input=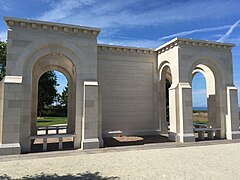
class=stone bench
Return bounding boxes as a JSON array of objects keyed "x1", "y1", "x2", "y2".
[
  {"x1": 193, "y1": 122, "x2": 208, "y2": 128},
  {"x1": 108, "y1": 130, "x2": 123, "y2": 137},
  {"x1": 29, "y1": 134, "x2": 75, "y2": 151},
  {"x1": 37, "y1": 125, "x2": 67, "y2": 135},
  {"x1": 193, "y1": 128, "x2": 221, "y2": 140}
]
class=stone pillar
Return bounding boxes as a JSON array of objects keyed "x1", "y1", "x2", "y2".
[
  {"x1": 177, "y1": 83, "x2": 195, "y2": 142},
  {"x1": 73, "y1": 79, "x2": 82, "y2": 149},
  {"x1": 67, "y1": 82, "x2": 75, "y2": 134},
  {"x1": 169, "y1": 83, "x2": 195, "y2": 142},
  {"x1": 160, "y1": 79, "x2": 168, "y2": 134},
  {"x1": 0, "y1": 79, "x2": 4, "y2": 144},
  {"x1": 81, "y1": 81, "x2": 102, "y2": 149},
  {"x1": 0, "y1": 76, "x2": 21, "y2": 155},
  {"x1": 225, "y1": 86, "x2": 240, "y2": 139},
  {"x1": 98, "y1": 86, "x2": 104, "y2": 147},
  {"x1": 168, "y1": 84, "x2": 178, "y2": 141},
  {"x1": 207, "y1": 94, "x2": 216, "y2": 128}
]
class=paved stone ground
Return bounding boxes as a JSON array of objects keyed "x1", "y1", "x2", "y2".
[{"x1": 1, "y1": 140, "x2": 240, "y2": 179}]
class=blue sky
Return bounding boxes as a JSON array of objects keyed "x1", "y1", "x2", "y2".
[{"x1": 0, "y1": 0, "x2": 240, "y2": 107}]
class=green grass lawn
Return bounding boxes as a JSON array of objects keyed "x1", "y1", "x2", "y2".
[{"x1": 37, "y1": 117, "x2": 67, "y2": 127}]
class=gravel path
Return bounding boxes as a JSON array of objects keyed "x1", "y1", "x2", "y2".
[{"x1": 1, "y1": 142, "x2": 240, "y2": 179}]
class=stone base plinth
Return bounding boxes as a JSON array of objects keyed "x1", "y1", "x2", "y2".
[
  {"x1": 176, "y1": 133, "x2": 195, "y2": 143},
  {"x1": 168, "y1": 132, "x2": 177, "y2": 142},
  {"x1": 0, "y1": 143, "x2": 21, "y2": 156},
  {"x1": 81, "y1": 138, "x2": 100, "y2": 149},
  {"x1": 226, "y1": 131, "x2": 240, "y2": 140}
]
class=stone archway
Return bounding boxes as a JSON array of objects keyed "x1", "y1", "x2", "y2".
[
  {"x1": 159, "y1": 62, "x2": 173, "y2": 134},
  {"x1": 157, "y1": 38, "x2": 240, "y2": 142},
  {"x1": 191, "y1": 64, "x2": 217, "y2": 134},
  {"x1": 31, "y1": 54, "x2": 76, "y2": 136},
  {"x1": 188, "y1": 59, "x2": 227, "y2": 139},
  {"x1": 21, "y1": 47, "x2": 81, "y2": 152},
  {"x1": 0, "y1": 16, "x2": 103, "y2": 153}
]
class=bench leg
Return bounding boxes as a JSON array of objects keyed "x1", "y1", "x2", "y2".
[
  {"x1": 43, "y1": 138, "x2": 47, "y2": 151},
  {"x1": 208, "y1": 131, "x2": 214, "y2": 140},
  {"x1": 59, "y1": 137, "x2": 63, "y2": 150},
  {"x1": 198, "y1": 132, "x2": 205, "y2": 140}
]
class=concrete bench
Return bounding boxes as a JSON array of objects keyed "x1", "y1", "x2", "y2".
[
  {"x1": 108, "y1": 130, "x2": 123, "y2": 137},
  {"x1": 37, "y1": 125, "x2": 67, "y2": 135},
  {"x1": 193, "y1": 128, "x2": 221, "y2": 140},
  {"x1": 29, "y1": 134, "x2": 75, "y2": 151}
]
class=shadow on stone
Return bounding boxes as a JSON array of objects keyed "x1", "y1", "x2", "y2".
[
  {"x1": 31, "y1": 142, "x2": 74, "y2": 153},
  {"x1": 0, "y1": 171, "x2": 120, "y2": 180},
  {"x1": 104, "y1": 135, "x2": 172, "y2": 147}
]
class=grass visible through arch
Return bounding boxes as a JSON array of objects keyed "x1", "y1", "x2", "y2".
[
  {"x1": 37, "y1": 117, "x2": 67, "y2": 126},
  {"x1": 192, "y1": 110, "x2": 240, "y2": 125},
  {"x1": 193, "y1": 110, "x2": 208, "y2": 124}
]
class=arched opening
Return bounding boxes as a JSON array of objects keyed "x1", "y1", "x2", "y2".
[
  {"x1": 191, "y1": 64, "x2": 219, "y2": 141},
  {"x1": 37, "y1": 70, "x2": 68, "y2": 133},
  {"x1": 30, "y1": 54, "x2": 76, "y2": 152},
  {"x1": 192, "y1": 72, "x2": 208, "y2": 125},
  {"x1": 159, "y1": 63, "x2": 172, "y2": 137}
]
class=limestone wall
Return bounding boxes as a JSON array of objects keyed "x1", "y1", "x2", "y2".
[
  {"x1": 97, "y1": 46, "x2": 158, "y2": 136},
  {"x1": 0, "y1": 79, "x2": 4, "y2": 144},
  {"x1": 3, "y1": 17, "x2": 101, "y2": 152}
]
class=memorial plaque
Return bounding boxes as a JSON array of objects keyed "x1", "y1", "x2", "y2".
[{"x1": 99, "y1": 60, "x2": 154, "y2": 132}]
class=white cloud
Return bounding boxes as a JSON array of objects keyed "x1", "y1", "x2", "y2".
[
  {"x1": 0, "y1": 4, "x2": 10, "y2": 12},
  {"x1": 217, "y1": 19, "x2": 240, "y2": 42},
  {"x1": 192, "y1": 89, "x2": 206, "y2": 96},
  {"x1": 36, "y1": 0, "x2": 240, "y2": 28},
  {"x1": 38, "y1": 0, "x2": 95, "y2": 22},
  {"x1": 159, "y1": 25, "x2": 231, "y2": 41},
  {"x1": 34, "y1": 0, "x2": 240, "y2": 50}
]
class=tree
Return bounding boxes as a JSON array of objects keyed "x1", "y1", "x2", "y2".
[
  {"x1": 59, "y1": 86, "x2": 68, "y2": 107},
  {"x1": 38, "y1": 71, "x2": 58, "y2": 112},
  {"x1": 0, "y1": 41, "x2": 7, "y2": 81}
]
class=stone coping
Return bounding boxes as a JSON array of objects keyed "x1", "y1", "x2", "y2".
[
  {"x1": 98, "y1": 44, "x2": 155, "y2": 55},
  {"x1": 4, "y1": 16, "x2": 101, "y2": 36},
  {"x1": 3, "y1": 17, "x2": 235, "y2": 53},
  {"x1": 156, "y1": 37, "x2": 235, "y2": 54}
]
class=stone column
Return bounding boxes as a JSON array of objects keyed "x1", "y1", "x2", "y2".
[
  {"x1": 0, "y1": 76, "x2": 22, "y2": 155},
  {"x1": 160, "y1": 79, "x2": 168, "y2": 134},
  {"x1": 0, "y1": 79, "x2": 4, "y2": 144},
  {"x1": 73, "y1": 79, "x2": 82, "y2": 149},
  {"x1": 168, "y1": 84, "x2": 178, "y2": 141},
  {"x1": 169, "y1": 83, "x2": 195, "y2": 142},
  {"x1": 207, "y1": 94, "x2": 216, "y2": 128},
  {"x1": 225, "y1": 86, "x2": 240, "y2": 139},
  {"x1": 67, "y1": 82, "x2": 75, "y2": 134},
  {"x1": 81, "y1": 81, "x2": 102, "y2": 149},
  {"x1": 176, "y1": 83, "x2": 195, "y2": 142}
]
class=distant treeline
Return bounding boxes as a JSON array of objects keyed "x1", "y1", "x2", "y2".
[
  {"x1": 38, "y1": 106, "x2": 67, "y2": 117},
  {"x1": 193, "y1": 110, "x2": 207, "y2": 113}
]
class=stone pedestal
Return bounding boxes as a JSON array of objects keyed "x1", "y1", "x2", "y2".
[
  {"x1": 81, "y1": 81, "x2": 102, "y2": 149},
  {"x1": 226, "y1": 87, "x2": 240, "y2": 139}
]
